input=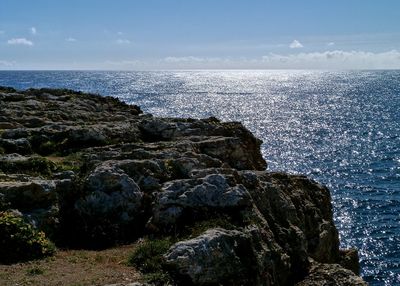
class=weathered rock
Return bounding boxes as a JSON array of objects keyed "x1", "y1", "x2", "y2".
[
  {"x1": 151, "y1": 174, "x2": 252, "y2": 229},
  {"x1": 64, "y1": 127, "x2": 108, "y2": 148},
  {"x1": 164, "y1": 228, "x2": 256, "y2": 285},
  {"x1": 24, "y1": 205, "x2": 60, "y2": 239},
  {"x1": 165, "y1": 226, "x2": 294, "y2": 286},
  {"x1": 339, "y1": 248, "x2": 361, "y2": 275},
  {"x1": 68, "y1": 161, "x2": 144, "y2": 247},
  {"x1": 246, "y1": 172, "x2": 340, "y2": 270},
  {"x1": 1, "y1": 128, "x2": 30, "y2": 139},
  {"x1": 0, "y1": 180, "x2": 57, "y2": 211},
  {"x1": 139, "y1": 118, "x2": 183, "y2": 141},
  {"x1": 295, "y1": 262, "x2": 368, "y2": 286},
  {"x1": 0, "y1": 138, "x2": 32, "y2": 154},
  {"x1": 0, "y1": 87, "x2": 365, "y2": 285}
]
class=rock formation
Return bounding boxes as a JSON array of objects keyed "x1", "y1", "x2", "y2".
[{"x1": 0, "y1": 87, "x2": 366, "y2": 285}]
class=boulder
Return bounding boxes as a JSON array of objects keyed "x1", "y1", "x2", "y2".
[
  {"x1": 246, "y1": 172, "x2": 340, "y2": 268},
  {"x1": 70, "y1": 161, "x2": 144, "y2": 247},
  {"x1": 295, "y1": 262, "x2": 368, "y2": 286},
  {"x1": 0, "y1": 138, "x2": 32, "y2": 154},
  {"x1": 164, "y1": 228, "x2": 258, "y2": 285},
  {"x1": 0, "y1": 180, "x2": 57, "y2": 211},
  {"x1": 151, "y1": 174, "x2": 251, "y2": 228}
]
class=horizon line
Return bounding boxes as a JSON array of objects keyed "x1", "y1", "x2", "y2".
[{"x1": 1, "y1": 68, "x2": 400, "y2": 72}]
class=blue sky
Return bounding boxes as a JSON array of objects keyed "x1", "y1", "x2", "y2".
[{"x1": 1, "y1": 0, "x2": 400, "y2": 69}]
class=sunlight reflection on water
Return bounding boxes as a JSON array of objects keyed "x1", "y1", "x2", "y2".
[{"x1": 0, "y1": 70, "x2": 399, "y2": 285}]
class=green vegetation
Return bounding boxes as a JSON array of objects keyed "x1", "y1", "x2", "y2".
[
  {"x1": 184, "y1": 216, "x2": 237, "y2": 238},
  {"x1": 26, "y1": 267, "x2": 45, "y2": 276},
  {"x1": 128, "y1": 238, "x2": 172, "y2": 272},
  {"x1": 38, "y1": 140, "x2": 57, "y2": 155},
  {"x1": 128, "y1": 238, "x2": 174, "y2": 285},
  {"x1": 142, "y1": 271, "x2": 173, "y2": 285},
  {"x1": 0, "y1": 211, "x2": 55, "y2": 264},
  {"x1": 164, "y1": 159, "x2": 182, "y2": 178},
  {"x1": 49, "y1": 152, "x2": 83, "y2": 173},
  {"x1": 126, "y1": 217, "x2": 241, "y2": 285},
  {"x1": 0, "y1": 156, "x2": 56, "y2": 176}
]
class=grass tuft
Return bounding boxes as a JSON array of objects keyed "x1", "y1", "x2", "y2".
[
  {"x1": 26, "y1": 267, "x2": 44, "y2": 276},
  {"x1": 128, "y1": 238, "x2": 174, "y2": 285}
]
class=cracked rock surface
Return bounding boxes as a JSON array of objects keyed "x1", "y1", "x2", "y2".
[{"x1": 0, "y1": 87, "x2": 366, "y2": 285}]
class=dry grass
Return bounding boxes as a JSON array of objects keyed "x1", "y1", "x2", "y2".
[{"x1": 0, "y1": 244, "x2": 142, "y2": 286}]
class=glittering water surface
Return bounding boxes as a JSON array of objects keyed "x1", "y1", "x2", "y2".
[{"x1": 1, "y1": 70, "x2": 399, "y2": 285}]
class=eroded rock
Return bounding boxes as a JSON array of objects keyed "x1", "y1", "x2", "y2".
[
  {"x1": 295, "y1": 262, "x2": 368, "y2": 286},
  {"x1": 0, "y1": 87, "x2": 365, "y2": 285},
  {"x1": 164, "y1": 228, "x2": 257, "y2": 285},
  {"x1": 152, "y1": 174, "x2": 252, "y2": 229}
]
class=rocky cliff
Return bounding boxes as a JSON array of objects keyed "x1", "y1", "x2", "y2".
[{"x1": 0, "y1": 87, "x2": 366, "y2": 285}]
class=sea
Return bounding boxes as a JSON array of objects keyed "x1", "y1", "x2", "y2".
[{"x1": 0, "y1": 70, "x2": 399, "y2": 285}]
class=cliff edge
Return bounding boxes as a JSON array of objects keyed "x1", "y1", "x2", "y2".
[{"x1": 0, "y1": 87, "x2": 366, "y2": 285}]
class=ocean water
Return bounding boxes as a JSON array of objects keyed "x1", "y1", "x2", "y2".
[{"x1": 0, "y1": 70, "x2": 399, "y2": 285}]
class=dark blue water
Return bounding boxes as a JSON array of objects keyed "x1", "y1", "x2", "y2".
[{"x1": 1, "y1": 70, "x2": 399, "y2": 285}]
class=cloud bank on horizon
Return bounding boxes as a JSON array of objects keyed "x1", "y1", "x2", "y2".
[
  {"x1": 289, "y1": 40, "x2": 304, "y2": 49},
  {"x1": 0, "y1": 0, "x2": 399, "y2": 70}
]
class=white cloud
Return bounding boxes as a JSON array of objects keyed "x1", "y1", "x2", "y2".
[
  {"x1": 327, "y1": 42, "x2": 335, "y2": 46},
  {"x1": 117, "y1": 31, "x2": 123, "y2": 35},
  {"x1": 105, "y1": 60, "x2": 141, "y2": 66},
  {"x1": 116, "y1": 39, "x2": 130, "y2": 44},
  {"x1": 14, "y1": 50, "x2": 398, "y2": 70},
  {"x1": 119, "y1": 51, "x2": 400, "y2": 69},
  {"x1": 66, "y1": 37, "x2": 77, "y2": 42},
  {"x1": 152, "y1": 51, "x2": 400, "y2": 69},
  {"x1": 31, "y1": 27, "x2": 37, "y2": 35},
  {"x1": 7, "y1": 38, "x2": 33, "y2": 46},
  {"x1": 0, "y1": 60, "x2": 15, "y2": 67},
  {"x1": 160, "y1": 56, "x2": 247, "y2": 69},
  {"x1": 164, "y1": 56, "x2": 213, "y2": 63},
  {"x1": 261, "y1": 50, "x2": 400, "y2": 69},
  {"x1": 289, "y1": 40, "x2": 303, "y2": 49}
]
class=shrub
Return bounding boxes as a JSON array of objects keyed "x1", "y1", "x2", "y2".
[
  {"x1": 27, "y1": 267, "x2": 45, "y2": 275},
  {"x1": 128, "y1": 238, "x2": 172, "y2": 272},
  {"x1": 38, "y1": 140, "x2": 57, "y2": 155},
  {"x1": 128, "y1": 238, "x2": 173, "y2": 285},
  {"x1": 0, "y1": 211, "x2": 55, "y2": 264}
]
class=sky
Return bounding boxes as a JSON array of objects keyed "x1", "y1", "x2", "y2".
[{"x1": 0, "y1": 0, "x2": 400, "y2": 70}]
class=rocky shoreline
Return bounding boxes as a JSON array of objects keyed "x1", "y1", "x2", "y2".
[{"x1": 0, "y1": 87, "x2": 366, "y2": 285}]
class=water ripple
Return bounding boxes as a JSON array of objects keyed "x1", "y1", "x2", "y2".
[{"x1": 1, "y1": 70, "x2": 399, "y2": 285}]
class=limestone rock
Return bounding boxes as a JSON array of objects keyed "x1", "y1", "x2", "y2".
[
  {"x1": 164, "y1": 228, "x2": 257, "y2": 285},
  {"x1": 295, "y1": 262, "x2": 368, "y2": 286},
  {"x1": 0, "y1": 87, "x2": 366, "y2": 285},
  {"x1": 339, "y1": 248, "x2": 361, "y2": 275},
  {"x1": 247, "y1": 172, "x2": 340, "y2": 266},
  {"x1": 0, "y1": 180, "x2": 57, "y2": 211},
  {"x1": 152, "y1": 174, "x2": 251, "y2": 228},
  {"x1": 0, "y1": 138, "x2": 32, "y2": 154},
  {"x1": 70, "y1": 161, "x2": 144, "y2": 246}
]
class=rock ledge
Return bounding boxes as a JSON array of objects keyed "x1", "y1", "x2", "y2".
[{"x1": 0, "y1": 87, "x2": 366, "y2": 285}]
